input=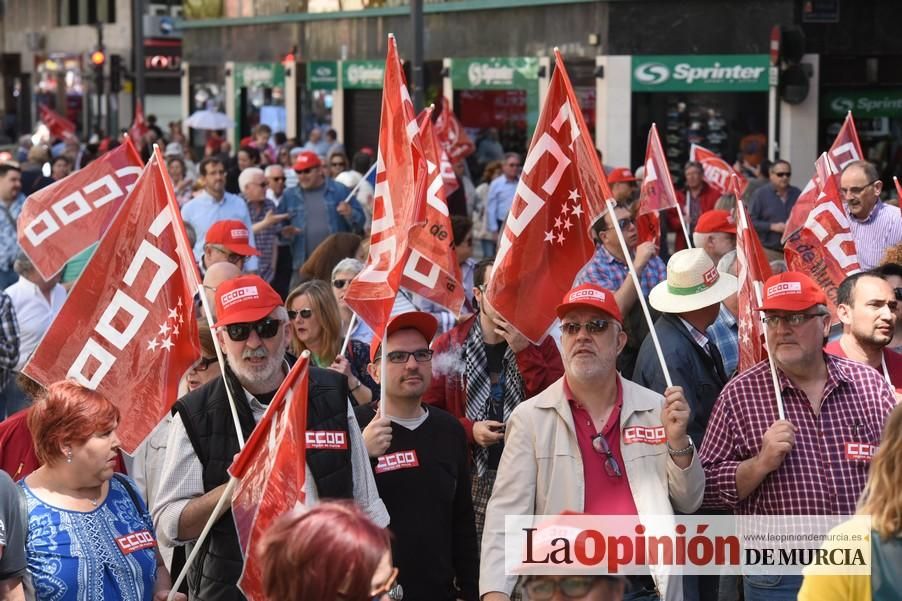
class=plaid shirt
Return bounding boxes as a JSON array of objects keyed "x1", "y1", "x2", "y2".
[
  {"x1": 0, "y1": 193, "x2": 25, "y2": 268},
  {"x1": 0, "y1": 291, "x2": 20, "y2": 386},
  {"x1": 707, "y1": 305, "x2": 739, "y2": 377},
  {"x1": 246, "y1": 198, "x2": 280, "y2": 283},
  {"x1": 700, "y1": 354, "x2": 896, "y2": 515},
  {"x1": 576, "y1": 244, "x2": 666, "y2": 297}
]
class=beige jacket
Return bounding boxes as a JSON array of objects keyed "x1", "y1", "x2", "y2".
[{"x1": 479, "y1": 375, "x2": 705, "y2": 600}]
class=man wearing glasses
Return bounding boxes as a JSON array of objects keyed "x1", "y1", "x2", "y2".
[
  {"x1": 201, "y1": 219, "x2": 260, "y2": 275},
  {"x1": 264, "y1": 164, "x2": 300, "y2": 297},
  {"x1": 481, "y1": 284, "x2": 703, "y2": 601},
  {"x1": 700, "y1": 272, "x2": 896, "y2": 601},
  {"x1": 356, "y1": 311, "x2": 479, "y2": 601},
  {"x1": 239, "y1": 167, "x2": 289, "y2": 285},
  {"x1": 281, "y1": 151, "x2": 365, "y2": 289},
  {"x1": 154, "y1": 275, "x2": 388, "y2": 601},
  {"x1": 748, "y1": 159, "x2": 801, "y2": 261},
  {"x1": 486, "y1": 152, "x2": 522, "y2": 236},
  {"x1": 840, "y1": 160, "x2": 902, "y2": 270}
]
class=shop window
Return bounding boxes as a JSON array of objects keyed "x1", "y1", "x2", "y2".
[{"x1": 58, "y1": 0, "x2": 116, "y2": 25}]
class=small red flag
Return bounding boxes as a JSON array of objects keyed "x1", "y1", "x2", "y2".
[
  {"x1": 38, "y1": 104, "x2": 77, "y2": 140},
  {"x1": 344, "y1": 35, "x2": 427, "y2": 340},
  {"x1": 400, "y1": 108, "x2": 465, "y2": 315},
  {"x1": 636, "y1": 123, "x2": 680, "y2": 248},
  {"x1": 23, "y1": 147, "x2": 201, "y2": 453},
  {"x1": 689, "y1": 144, "x2": 747, "y2": 197},
  {"x1": 17, "y1": 138, "x2": 144, "y2": 279},
  {"x1": 230, "y1": 355, "x2": 310, "y2": 601},
  {"x1": 733, "y1": 174, "x2": 773, "y2": 373},
  {"x1": 434, "y1": 96, "x2": 475, "y2": 162},
  {"x1": 130, "y1": 100, "x2": 151, "y2": 144},
  {"x1": 784, "y1": 113, "x2": 863, "y2": 242},
  {"x1": 894, "y1": 176, "x2": 902, "y2": 201},
  {"x1": 485, "y1": 50, "x2": 608, "y2": 343}
]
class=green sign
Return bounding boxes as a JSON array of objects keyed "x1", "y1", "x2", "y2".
[
  {"x1": 450, "y1": 57, "x2": 540, "y2": 90},
  {"x1": 342, "y1": 60, "x2": 384, "y2": 89},
  {"x1": 822, "y1": 89, "x2": 902, "y2": 118},
  {"x1": 632, "y1": 55, "x2": 769, "y2": 92},
  {"x1": 307, "y1": 61, "x2": 339, "y2": 90},
  {"x1": 234, "y1": 62, "x2": 285, "y2": 90}
]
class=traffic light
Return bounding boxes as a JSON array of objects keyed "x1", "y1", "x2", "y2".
[
  {"x1": 776, "y1": 26, "x2": 809, "y2": 105},
  {"x1": 91, "y1": 49, "x2": 106, "y2": 67},
  {"x1": 110, "y1": 54, "x2": 123, "y2": 93}
]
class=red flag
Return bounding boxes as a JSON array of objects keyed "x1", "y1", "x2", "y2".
[
  {"x1": 400, "y1": 108, "x2": 465, "y2": 314},
  {"x1": 23, "y1": 148, "x2": 201, "y2": 453},
  {"x1": 439, "y1": 147, "x2": 460, "y2": 196},
  {"x1": 636, "y1": 123, "x2": 680, "y2": 248},
  {"x1": 783, "y1": 153, "x2": 860, "y2": 320},
  {"x1": 485, "y1": 51, "x2": 608, "y2": 343},
  {"x1": 38, "y1": 104, "x2": 76, "y2": 140},
  {"x1": 17, "y1": 138, "x2": 144, "y2": 279},
  {"x1": 689, "y1": 144, "x2": 747, "y2": 197},
  {"x1": 784, "y1": 113, "x2": 863, "y2": 241},
  {"x1": 894, "y1": 176, "x2": 902, "y2": 201},
  {"x1": 343, "y1": 35, "x2": 427, "y2": 339},
  {"x1": 130, "y1": 100, "x2": 150, "y2": 143},
  {"x1": 732, "y1": 174, "x2": 773, "y2": 373},
  {"x1": 230, "y1": 355, "x2": 310, "y2": 601},
  {"x1": 434, "y1": 96, "x2": 475, "y2": 162}
]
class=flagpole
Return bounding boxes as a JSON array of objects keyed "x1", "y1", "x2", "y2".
[
  {"x1": 738, "y1": 198, "x2": 786, "y2": 420},
  {"x1": 340, "y1": 162, "x2": 377, "y2": 206},
  {"x1": 881, "y1": 355, "x2": 892, "y2": 387},
  {"x1": 605, "y1": 198, "x2": 673, "y2": 387},
  {"x1": 675, "y1": 202, "x2": 693, "y2": 250},
  {"x1": 339, "y1": 313, "x2": 357, "y2": 357},
  {"x1": 379, "y1": 324, "x2": 388, "y2": 418}
]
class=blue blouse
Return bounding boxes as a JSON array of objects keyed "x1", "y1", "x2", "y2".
[{"x1": 21, "y1": 475, "x2": 158, "y2": 601}]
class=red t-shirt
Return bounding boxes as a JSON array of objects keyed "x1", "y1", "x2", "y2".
[
  {"x1": 565, "y1": 378, "x2": 639, "y2": 516},
  {"x1": 824, "y1": 341, "x2": 902, "y2": 391}
]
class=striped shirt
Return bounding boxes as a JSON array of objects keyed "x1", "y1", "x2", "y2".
[
  {"x1": 576, "y1": 244, "x2": 666, "y2": 297},
  {"x1": 848, "y1": 200, "x2": 902, "y2": 270},
  {"x1": 700, "y1": 354, "x2": 895, "y2": 515},
  {"x1": 246, "y1": 197, "x2": 280, "y2": 283},
  {"x1": 707, "y1": 305, "x2": 739, "y2": 377}
]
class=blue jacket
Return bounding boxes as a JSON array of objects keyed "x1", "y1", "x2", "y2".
[
  {"x1": 632, "y1": 313, "x2": 727, "y2": 448},
  {"x1": 281, "y1": 179, "x2": 365, "y2": 269}
]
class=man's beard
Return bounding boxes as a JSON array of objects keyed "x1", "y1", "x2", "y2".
[{"x1": 229, "y1": 344, "x2": 285, "y2": 388}]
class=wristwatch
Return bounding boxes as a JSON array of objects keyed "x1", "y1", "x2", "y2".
[{"x1": 666, "y1": 437, "x2": 694, "y2": 456}]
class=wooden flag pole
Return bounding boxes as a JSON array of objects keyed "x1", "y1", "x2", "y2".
[
  {"x1": 606, "y1": 198, "x2": 673, "y2": 387},
  {"x1": 675, "y1": 201, "x2": 693, "y2": 250}
]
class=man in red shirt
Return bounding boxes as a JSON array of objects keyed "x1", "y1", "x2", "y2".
[
  {"x1": 827, "y1": 271, "x2": 902, "y2": 392},
  {"x1": 669, "y1": 161, "x2": 721, "y2": 252}
]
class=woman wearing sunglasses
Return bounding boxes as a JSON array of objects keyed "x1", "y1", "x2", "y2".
[
  {"x1": 260, "y1": 501, "x2": 402, "y2": 601},
  {"x1": 286, "y1": 279, "x2": 378, "y2": 405}
]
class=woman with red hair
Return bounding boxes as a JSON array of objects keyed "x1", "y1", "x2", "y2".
[
  {"x1": 19, "y1": 380, "x2": 185, "y2": 601},
  {"x1": 259, "y1": 501, "x2": 401, "y2": 600}
]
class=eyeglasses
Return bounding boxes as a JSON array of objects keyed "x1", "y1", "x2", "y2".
[
  {"x1": 523, "y1": 576, "x2": 601, "y2": 599},
  {"x1": 189, "y1": 356, "x2": 218, "y2": 372},
  {"x1": 601, "y1": 217, "x2": 635, "y2": 231},
  {"x1": 376, "y1": 349, "x2": 434, "y2": 364},
  {"x1": 773, "y1": 171, "x2": 792, "y2": 178},
  {"x1": 297, "y1": 167, "x2": 318, "y2": 175},
  {"x1": 591, "y1": 433, "x2": 622, "y2": 477},
  {"x1": 268, "y1": 176, "x2": 285, "y2": 182},
  {"x1": 209, "y1": 245, "x2": 245, "y2": 265},
  {"x1": 761, "y1": 313, "x2": 826, "y2": 328},
  {"x1": 332, "y1": 279, "x2": 350, "y2": 289},
  {"x1": 225, "y1": 318, "x2": 283, "y2": 342},
  {"x1": 560, "y1": 319, "x2": 612, "y2": 336},
  {"x1": 839, "y1": 180, "x2": 880, "y2": 197},
  {"x1": 369, "y1": 567, "x2": 402, "y2": 600},
  {"x1": 287, "y1": 308, "x2": 313, "y2": 320}
]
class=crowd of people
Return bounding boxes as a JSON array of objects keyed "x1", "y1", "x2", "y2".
[{"x1": 0, "y1": 119, "x2": 901, "y2": 601}]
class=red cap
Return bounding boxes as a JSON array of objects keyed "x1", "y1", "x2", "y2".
[
  {"x1": 757, "y1": 272, "x2": 827, "y2": 312},
  {"x1": 694, "y1": 210, "x2": 737, "y2": 235},
  {"x1": 214, "y1": 275, "x2": 284, "y2": 327},
  {"x1": 607, "y1": 167, "x2": 637, "y2": 184},
  {"x1": 205, "y1": 220, "x2": 260, "y2": 257},
  {"x1": 556, "y1": 284, "x2": 623, "y2": 324},
  {"x1": 292, "y1": 151, "x2": 321, "y2": 172},
  {"x1": 370, "y1": 311, "x2": 439, "y2": 361}
]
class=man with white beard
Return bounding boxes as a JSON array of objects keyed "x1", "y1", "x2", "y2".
[{"x1": 153, "y1": 275, "x2": 387, "y2": 601}]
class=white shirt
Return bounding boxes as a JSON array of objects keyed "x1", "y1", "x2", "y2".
[{"x1": 4, "y1": 278, "x2": 66, "y2": 371}]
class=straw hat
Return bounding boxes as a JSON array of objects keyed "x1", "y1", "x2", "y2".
[{"x1": 649, "y1": 248, "x2": 738, "y2": 313}]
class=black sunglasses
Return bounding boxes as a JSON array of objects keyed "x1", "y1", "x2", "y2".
[
  {"x1": 332, "y1": 279, "x2": 350, "y2": 289},
  {"x1": 297, "y1": 167, "x2": 317, "y2": 175},
  {"x1": 773, "y1": 171, "x2": 792, "y2": 178},
  {"x1": 601, "y1": 217, "x2": 635, "y2": 231},
  {"x1": 560, "y1": 319, "x2": 612, "y2": 335},
  {"x1": 189, "y1": 356, "x2": 218, "y2": 372},
  {"x1": 225, "y1": 318, "x2": 283, "y2": 342},
  {"x1": 287, "y1": 308, "x2": 313, "y2": 320}
]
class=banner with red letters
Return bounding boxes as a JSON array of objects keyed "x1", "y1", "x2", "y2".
[
  {"x1": 344, "y1": 35, "x2": 427, "y2": 339},
  {"x1": 689, "y1": 144, "x2": 747, "y2": 197},
  {"x1": 230, "y1": 354, "x2": 310, "y2": 601},
  {"x1": 23, "y1": 147, "x2": 201, "y2": 453},
  {"x1": 17, "y1": 138, "x2": 144, "y2": 279},
  {"x1": 485, "y1": 51, "x2": 608, "y2": 343}
]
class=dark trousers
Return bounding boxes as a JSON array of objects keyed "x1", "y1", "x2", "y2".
[{"x1": 272, "y1": 245, "x2": 294, "y2": 300}]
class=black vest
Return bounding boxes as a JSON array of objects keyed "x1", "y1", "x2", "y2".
[{"x1": 173, "y1": 365, "x2": 354, "y2": 601}]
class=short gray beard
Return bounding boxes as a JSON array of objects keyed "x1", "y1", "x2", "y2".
[{"x1": 228, "y1": 341, "x2": 286, "y2": 390}]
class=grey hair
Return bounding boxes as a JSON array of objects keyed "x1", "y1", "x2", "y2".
[
  {"x1": 271, "y1": 306, "x2": 289, "y2": 321},
  {"x1": 12, "y1": 252, "x2": 35, "y2": 276},
  {"x1": 238, "y1": 167, "x2": 265, "y2": 194},
  {"x1": 264, "y1": 164, "x2": 283, "y2": 177},
  {"x1": 332, "y1": 258, "x2": 364, "y2": 280},
  {"x1": 503, "y1": 152, "x2": 521, "y2": 163},
  {"x1": 841, "y1": 160, "x2": 879, "y2": 182},
  {"x1": 718, "y1": 250, "x2": 738, "y2": 276}
]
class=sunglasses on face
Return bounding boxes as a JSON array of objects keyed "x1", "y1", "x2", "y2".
[
  {"x1": 601, "y1": 217, "x2": 635, "y2": 231},
  {"x1": 773, "y1": 171, "x2": 792, "y2": 178},
  {"x1": 225, "y1": 318, "x2": 283, "y2": 342},
  {"x1": 376, "y1": 349, "x2": 434, "y2": 364},
  {"x1": 523, "y1": 576, "x2": 602, "y2": 599},
  {"x1": 332, "y1": 278, "x2": 350, "y2": 289},
  {"x1": 268, "y1": 176, "x2": 285, "y2": 182},
  {"x1": 209, "y1": 245, "x2": 245, "y2": 265},
  {"x1": 189, "y1": 356, "x2": 218, "y2": 372},
  {"x1": 298, "y1": 167, "x2": 317, "y2": 175},
  {"x1": 560, "y1": 319, "x2": 612, "y2": 336},
  {"x1": 287, "y1": 308, "x2": 313, "y2": 320}
]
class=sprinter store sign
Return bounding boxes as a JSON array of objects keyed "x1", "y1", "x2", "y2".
[{"x1": 632, "y1": 55, "x2": 769, "y2": 92}]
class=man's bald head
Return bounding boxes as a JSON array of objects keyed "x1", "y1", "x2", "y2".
[{"x1": 203, "y1": 262, "x2": 243, "y2": 317}]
